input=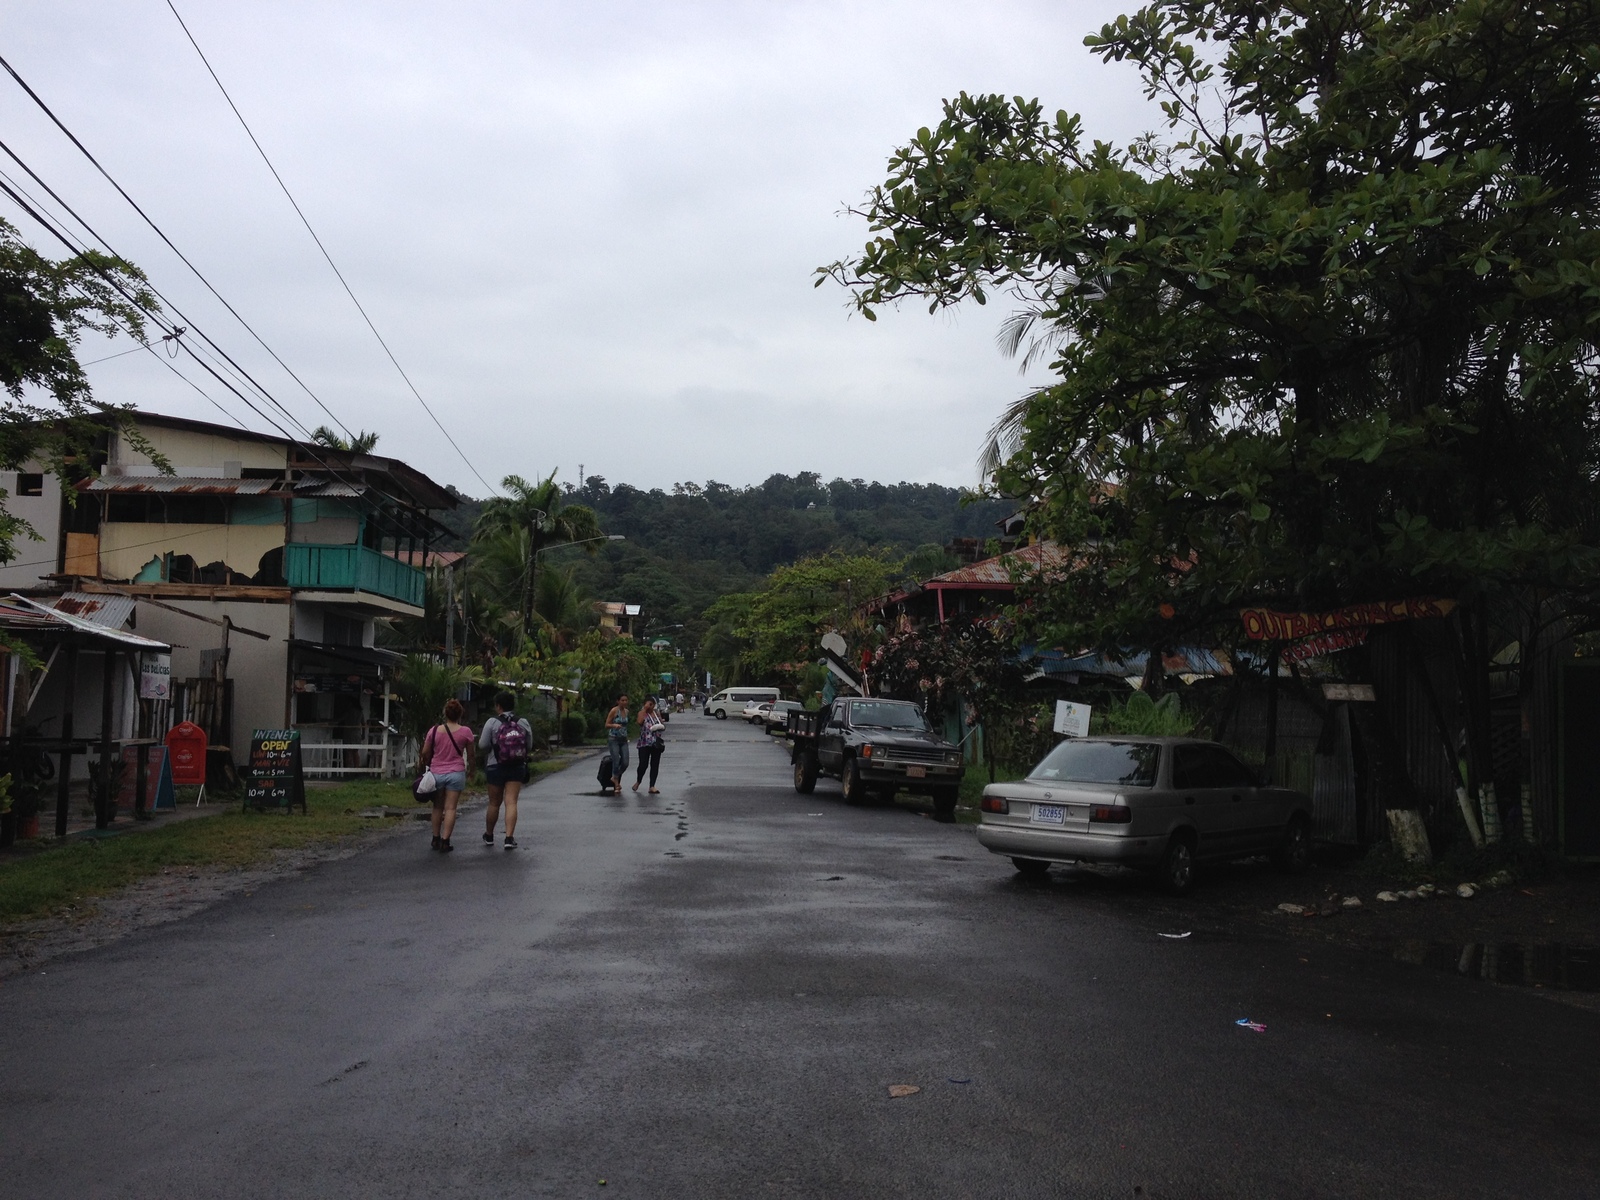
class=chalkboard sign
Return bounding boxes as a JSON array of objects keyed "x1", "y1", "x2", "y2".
[{"x1": 245, "y1": 728, "x2": 307, "y2": 813}]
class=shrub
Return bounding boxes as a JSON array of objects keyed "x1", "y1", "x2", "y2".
[{"x1": 561, "y1": 714, "x2": 586, "y2": 745}]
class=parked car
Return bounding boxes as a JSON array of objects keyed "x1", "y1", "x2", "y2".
[
  {"x1": 975, "y1": 736, "x2": 1312, "y2": 894},
  {"x1": 786, "y1": 697, "x2": 965, "y2": 819},
  {"x1": 763, "y1": 700, "x2": 804, "y2": 733},
  {"x1": 743, "y1": 700, "x2": 775, "y2": 723},
  {"x1": 705, "y1": 687, "x2": 780, "y2": 719}
]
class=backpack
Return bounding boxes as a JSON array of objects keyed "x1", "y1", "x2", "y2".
[{"x1": 493, "y1": 715, "x2": 530, "y2": 764}]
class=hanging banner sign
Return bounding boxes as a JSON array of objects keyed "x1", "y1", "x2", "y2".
[
  {"x1": 139, "y1": 652, "x2": 171, "y2": 700},
  {"x1": 1240, "y1": 597, "x2": 1455, "y2": 642},
  {"x1": 1282, "y1": 626, "x2": 1369, "y2": 664}
]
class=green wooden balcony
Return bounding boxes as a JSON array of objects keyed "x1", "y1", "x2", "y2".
[{"x1": 284, "y1": 543, "x2": 426, "y2": 608}]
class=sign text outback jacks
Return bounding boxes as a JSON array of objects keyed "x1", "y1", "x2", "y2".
[{"x1": 1239, "y1": 597, "x2": 1455, "y2": 641}]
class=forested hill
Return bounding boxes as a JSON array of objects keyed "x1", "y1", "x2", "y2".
[{"x1": 438, "y1": 472, "x2": 1013, "y2": 634}]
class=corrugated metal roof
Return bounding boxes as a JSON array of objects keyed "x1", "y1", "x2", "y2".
[
  {"x1": 82, "y1": 477, "x2": 279, "y2": 494},
  {"x1": 293, "y1": 476, "x2": 366, "y2": 497},
  {"x1": 5, "y1": 594, "x2": 171, "y2": 650},
  {"x1": 49, "y1": 592, "x2": 136, "y2": 629},
  {"x1": 926, "y1": 541, "x2": 1074, "y2": 587}
]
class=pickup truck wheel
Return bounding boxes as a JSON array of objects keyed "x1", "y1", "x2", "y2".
[
  {"x1": 842, "y1": 757, "x2": 867, "y2": 806},
  {"x1": 1156, "y1": 833, "x2": 1197, "y2": 895},
  {"x1": 1011, "y1": 857, "x2": 1050, "y2": 878},
  {"x1": 794, "y1": 754, "x2": 818, "y2": 794},
  {"x1": 932, "y1": 789, "x2": 958, "y2": 822},
  {"x1": 1273, "y1": 814, "x2": 1312, "y2": 874}
]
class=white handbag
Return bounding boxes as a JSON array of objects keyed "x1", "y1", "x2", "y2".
[{"x1": 415, "y1": 769, "x2": 438, "y2": 795}]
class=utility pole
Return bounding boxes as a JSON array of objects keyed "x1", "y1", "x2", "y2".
[{"x1": 444, "y1": 562, "x2": 456, "y2": 664}]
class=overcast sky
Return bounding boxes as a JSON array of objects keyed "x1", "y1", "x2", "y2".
[{"x1": 6, "y1": 1, "x2": 1150, "y2": 497}]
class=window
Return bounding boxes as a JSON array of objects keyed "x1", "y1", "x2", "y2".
[
  {"x1": 1029, "y1": 741, "x2": 1161, "y2": 787},
  {"x1": 16, "y1": 473, "x2": 43, "y2": 497},
  {"x1": 1171, "y1": 744, "x2": 1257, "y2": 790},
  {"x1": 846, "y1": 701, "x2": 928, "y2": 730},
  {"x1": 323, "y1": 613, "x2": 364, "y2": 647}
]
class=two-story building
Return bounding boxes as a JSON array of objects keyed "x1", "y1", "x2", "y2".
[{"x1": 0, "y1": 411, "x2": 456, "y2": 776}]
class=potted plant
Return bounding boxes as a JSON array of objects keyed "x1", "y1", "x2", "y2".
[
  {"x1": 12, "y1": 778, "x2": 44, "y2": 841},
  {"x1": 0, "y1": 773, "x2": 13, "y2": 847}
]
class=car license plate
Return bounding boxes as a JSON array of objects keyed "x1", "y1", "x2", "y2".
[
  {"x1": 1031, "y1": 803, "x2": 1066, "y2": 825},
  {"x1": 906, "y1": 765, "x2": 926, "y2": 778}
]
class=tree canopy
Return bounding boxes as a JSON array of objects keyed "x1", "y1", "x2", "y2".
[
  {"x1": 0, "y1": 216, "x2": 159, "y2": 563},
  {"x1": 825, "y1": 0, "x2": 1600, "y2": 792}
]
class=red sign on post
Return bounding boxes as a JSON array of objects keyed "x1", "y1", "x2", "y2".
[{"x1": 165, "y1": 722, "x2": 209, "y2": 786}]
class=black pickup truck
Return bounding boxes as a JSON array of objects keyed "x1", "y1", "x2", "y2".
[{"x1": 787, "y1": 696, "x2": 966, "y2": 820}]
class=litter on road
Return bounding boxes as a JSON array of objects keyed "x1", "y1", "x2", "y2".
[
  {"x1": 1236, "y1": 1019, "x2": 1267, "y2": 1033},
  {"x1": 1158, "y1": 932, "x2": 1192, "y2": 939},
  {"x1": 947, "y1": 1077, "x2": 972, "y2": 1084},
  {"x1": 887, "y1": 1084, "x2": 920, "y2": 1098}
]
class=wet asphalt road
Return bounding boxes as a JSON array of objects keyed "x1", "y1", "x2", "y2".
[{"x1": 1, "y1": 717, "x2": 1597, "y2": 1198}]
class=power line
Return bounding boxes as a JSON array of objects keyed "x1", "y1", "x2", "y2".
[
  {"x1": 0, "y1": 50, "x2": 357, "y2": 444},
  {"x1": 0, "y1": 170, "x2": 372, "y2": 490},
  {"x1": 162, "y1": 2, "x2": 501, "y2": 497},
  {"x1": 0, "y1": 151, "x2": 307, "y2": 439}
]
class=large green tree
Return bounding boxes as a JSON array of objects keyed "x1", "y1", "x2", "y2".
[
  {"x1": 0, "y1": 217, "x2": 159, "y2": 561},
  {"x1": 825, "y1": 0, "x2": 1600, "y2": 814},
  {"x1": 704, "y1": 550, "x2": 900, "y2": 684},
  {"x1": 473, "y1": 471, "x2": 602, "y2": 647}
]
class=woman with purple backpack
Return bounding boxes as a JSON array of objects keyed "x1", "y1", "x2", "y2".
[{"x1": 480, "y1": 691, "x2": 533, "y2": 849}]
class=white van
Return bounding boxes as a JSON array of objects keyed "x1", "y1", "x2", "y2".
[{"x1": 705, "y1": 687, "x2": 780, "y2": 719}]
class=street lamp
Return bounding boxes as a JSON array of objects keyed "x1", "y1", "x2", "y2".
[{"x1": 533, "y1": 533, "x2": 626, "y2": 559}]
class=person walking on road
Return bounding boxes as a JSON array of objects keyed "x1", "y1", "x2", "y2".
[
  {"x1": 479, "y1": 690, "x2": 533, "y2": 849},
  {"x1": 604, "y1": 694, "x2": 631, "y2": 796},
  {"x1": 421, "y1": 698, "x2": 474, "y2": 852},
  {"x1": 632, "y1": 697, "x2": 667, "y2": 794}
]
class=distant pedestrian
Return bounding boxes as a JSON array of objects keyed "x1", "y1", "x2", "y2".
[
  {"x1": 604, "y1": 694, "x2": 631, "y2": 796},
  {"x1": 479, "y1": 690, "x2": 533, "y2": 849},
  {"x1": 421, "y1": 698, "x2": 474, "y2": 852},
  {"x1": 632, "y1": 697, "x2": 667, "y2": 793}
]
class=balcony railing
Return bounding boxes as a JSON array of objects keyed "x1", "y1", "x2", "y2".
[{"x1": 283, "y1": 543, "x2": 425, "y2": 608}]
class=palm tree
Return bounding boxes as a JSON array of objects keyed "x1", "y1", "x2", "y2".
[
  {"x1": 310, "y1": 425, "x2": 381, "y2": 454},
  {"x1": 473, "y1": 472, "x2": 601, "y2": 646}
]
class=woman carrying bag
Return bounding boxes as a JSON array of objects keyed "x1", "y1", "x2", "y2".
[
  {"x1": 418, "y1": 698, "x2": 474, "y2": 852},
  {"x1": 632, "y1": 697, "x2": 667, "y2": 794}
]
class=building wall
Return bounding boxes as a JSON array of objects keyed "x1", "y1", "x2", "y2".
[
  {"x1": 115, "y1": 424, "x2": 286, "y2": 473},
  {"x1": 100, "y1": 523, "x2": 285, "y2": 583},
  {"x1": 0, "y1": 463, "x2": 64, "y2": 590},
  {"x1": 25, "y1": 647, "x2": 138, "y2": 784},
  {"x1": 131, "y1": 599, "x2": 292, "y2": 754}
]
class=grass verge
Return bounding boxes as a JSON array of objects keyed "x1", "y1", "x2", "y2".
[
  {"x1": 0, "y1": 779, "x2": 419, "y2": 925},
  {"x1": 0, "y1": 754, "x2": 589, "y2": 925}
]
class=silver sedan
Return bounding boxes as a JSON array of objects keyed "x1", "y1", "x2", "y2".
[{"x1": 975, "y1": 736, "x2": 1313, "y2": 894}]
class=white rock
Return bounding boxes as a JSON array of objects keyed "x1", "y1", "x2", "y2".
[
  {"x1": 1400, "y1": 889, "x2": 1422, "y2": 900},
  {"x1": 1456, "y1": 883, "x2": 1477, "y2": 898},
  {"x1": 1341, "y1": 896, "x2": 1362, "y2": 908},
  {"x1": 1376, "y1": 891, "x2": 1399, "y2": 902},
  {"x1": 1416, "y1": 884, "x2": 1437, "y2": 896},
  {"x1": 1276, "y1": 902, "x2": 1307, "y2": 915}
]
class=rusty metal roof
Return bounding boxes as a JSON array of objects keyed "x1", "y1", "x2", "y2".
[
  {"x1": 81, "y1": 477, "x2": 279, "y2": 495},
  {"x1": 925, "y1": 541, "x2": 1074, "y2": 587},
  {"x1": 4, "y1": 594, "x2": 171, "y2": 650},
  {"x1": 49, "y1": 592, "x2": 136, "y2": 629}
]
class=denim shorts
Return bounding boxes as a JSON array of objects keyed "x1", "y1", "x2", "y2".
[
  {"x1": 486, "y1": 761, "x2": 528, "y2": 786},
  {"x1": 432, "y1": 770, "x2": 467, "y2": 794}
]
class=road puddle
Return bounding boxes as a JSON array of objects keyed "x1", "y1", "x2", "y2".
[{"x1": 1395, "y1": 942, "x2": 1600, "y2": 991}]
